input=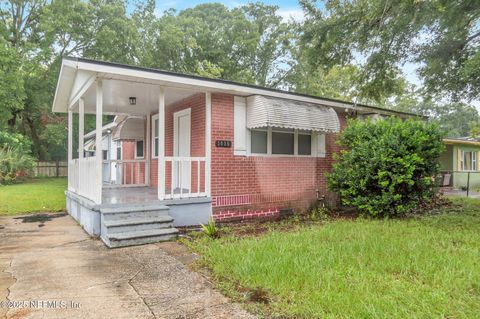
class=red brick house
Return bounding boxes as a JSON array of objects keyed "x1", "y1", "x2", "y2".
[{"x1": 53, "y1": 57, "x2": 414, "y2": 247}]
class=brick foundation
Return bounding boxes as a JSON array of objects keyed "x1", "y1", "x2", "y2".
[{"x1": 213, "y1": 207, "x2": 280, "y2": 222}]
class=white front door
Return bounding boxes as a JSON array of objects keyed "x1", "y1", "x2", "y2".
[{"x1": 173, "y1": 109, "x2": 191, "y2": 191}]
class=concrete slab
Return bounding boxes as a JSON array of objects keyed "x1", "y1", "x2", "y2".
[{"x1": 0, "y1": 213, "x2": 254, "y2": 319}]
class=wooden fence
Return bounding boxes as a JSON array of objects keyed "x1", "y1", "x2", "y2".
[{"x1": 34, "y1": 161, "x2": 68, "y2": 177}]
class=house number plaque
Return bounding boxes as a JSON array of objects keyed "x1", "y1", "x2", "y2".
[{"x1": 215, "y1": 140, "x2": 232, "y2": 148}]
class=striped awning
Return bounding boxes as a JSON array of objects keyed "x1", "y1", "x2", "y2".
[{"x1": 246, "y1": 95, "x2": 340, "y2": 133}]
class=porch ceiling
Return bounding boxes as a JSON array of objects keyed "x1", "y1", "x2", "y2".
[{"x1": 79, "y1": 79, "x2": 200, "y2": 116}]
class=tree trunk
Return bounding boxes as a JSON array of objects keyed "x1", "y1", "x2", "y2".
[{"x1": 25, "y1": 115, "x2": 43, "y2": 160}]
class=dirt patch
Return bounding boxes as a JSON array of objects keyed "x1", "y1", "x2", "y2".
[{"x1": 157, "y1": 241, "x2": 199, "y2": 266}]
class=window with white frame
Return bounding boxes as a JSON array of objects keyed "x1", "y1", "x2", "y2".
[
  {"x1": 272, "y1": 129, "x2": 294, "y2": 155},
  {"x1": 152, "y1": 115, "x2": 159, "y2": 157},
  {"x1": 135, "y1": 140, "x2": 144, "y2": 158},
  {"x1": 461, "y1": 150, "x2": 477, "y2": 171},
  {"x1": 298, "y1": 132, "x2": 312, "y2": 155},
  {"x1": 249, "y1": 127, "x2": 316, "y2": 156},
  {"x1": 251, "y1": 129, "x2": 268, "y2": 154}
]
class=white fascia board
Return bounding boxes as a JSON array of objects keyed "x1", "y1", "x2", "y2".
[{"x1": 52, "y1": 62, "x2": 65, "y2": 113}]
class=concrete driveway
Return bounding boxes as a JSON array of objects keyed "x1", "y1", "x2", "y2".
[{"x1": 0, "y1": 213, "x2": 254, "y2": 319}]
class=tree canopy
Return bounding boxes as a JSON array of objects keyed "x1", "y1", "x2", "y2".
[
  {"x1": 299, "y1": 0, "x2": 480, "y2": 102},
  {"x1": 0, "y1": 0, "x2": 479, "y2": 160}
]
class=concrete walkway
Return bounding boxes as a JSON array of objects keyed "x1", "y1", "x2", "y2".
[{"x1": 0, "y1": 213, "x2": 254, "y2": 319}]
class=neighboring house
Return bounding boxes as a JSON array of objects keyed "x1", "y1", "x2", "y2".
[
  {"x1": 53, "y1": 57, "x2": 416, "y2": 247},
  {"x1": 440, "y1": 137, "x2": 480, "y2": 190}
]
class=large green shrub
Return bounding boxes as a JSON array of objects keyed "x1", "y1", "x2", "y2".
[
  {"x1": 0, "y1": 131, "x2": 35, "y2": 184},
  {"x1": 328, "y1": 117, "x2": 444, "y2": 217},
  {"x1": 0, "y1": 147, "x2": 35, "y2": 185}
]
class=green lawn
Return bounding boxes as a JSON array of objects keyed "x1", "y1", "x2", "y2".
[
  {"x1": 188, "y1": 198, "x2": 480, "y2": 318},
  {"x1": 0, "y1": 178, "x2": 67, "y2": 215}
]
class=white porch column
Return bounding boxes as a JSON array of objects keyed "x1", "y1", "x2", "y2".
[
  {"x1": 146, "y1": 115, "x2": 151, "y2": 186},
  {"x1": 157, "y1": 87, "x2": 166, "y2": 200},
  {"x1": 205, "y1": 92, "x2": 212, "y2": 196},
  {"x1": 67, "y1": 109, "x2": 73, "y2": 191},
  {"x1": 94, "y1": 80, "x2": 103, "y2": 204},
  {"x1": 78, "y1": 98, "x2": 85, "y2": 159}
]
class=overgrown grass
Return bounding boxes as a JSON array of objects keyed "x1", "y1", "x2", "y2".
[
  {"x1": 0, "y1": 178, "x2": 67, "y2": 215},
  {"x1": 187, "y1": 198, "x2": 480, "y2": 318}
]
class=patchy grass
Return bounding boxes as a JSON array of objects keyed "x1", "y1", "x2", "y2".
[
  {"x1": 0, "y1": 178, "x2": 67, "y2": 215},
  {"x1": 185, "y1": 198, "x2": 480, "y2": 318}
]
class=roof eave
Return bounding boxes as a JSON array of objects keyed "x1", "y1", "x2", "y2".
[{"x1": 56, "y1": 56, "x2": 421, "y2": 118}]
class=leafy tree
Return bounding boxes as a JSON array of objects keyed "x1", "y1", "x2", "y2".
[
  {"x1": 139, "y1": 3, "x2": 292, "y2": 86},
  {"x1": 0, "y1": 37, "x2": 24, "y2": 127},
  {"x1": 387, "y1": 89, "x2": 480, "y2": 138},
  {"x1": 300, "y1": 0, "x2": 480, "y2": 102},
  {"x1": 287, "y1": 61, "x2": 363, "y2": 103},
  {"x1": 0, "y1": 0, "x2": 140, "y2": 159},
  {"x1": 328, "y1": 118, "x2": 444, "y2": 217},
  {"x1": 0, "y1": 131, "x2": 32, "y2": 154}
]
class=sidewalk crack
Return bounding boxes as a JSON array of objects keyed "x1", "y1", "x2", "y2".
[{"x1": 127, "y1": 269, "x2": 156, "y2": 319}]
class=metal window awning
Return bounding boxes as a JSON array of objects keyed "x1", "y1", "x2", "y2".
[
  {"x1": 246, "y1": 95, "x2": 340, "y2": 133},
  {"x1": 112, "y1": 116, "x2": 145, "y2": 141}
]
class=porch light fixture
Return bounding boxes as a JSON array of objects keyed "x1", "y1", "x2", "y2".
[{"x1": 129, "y1": 97, "x2": 136, "y2": 105}]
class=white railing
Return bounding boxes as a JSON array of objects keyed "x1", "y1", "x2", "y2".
[
  {"x1": 102, "y1": 159, "x2": 147, "y2": 187},
  {"x1": 164, "y1": 156, "x2": 206, "y2": 199},
  {"x1": 68, "y1": 159, "x2": 79, "y2": 192},
  {"x1": 77, "y1": 157, "x2": 99, "y2": 201}
]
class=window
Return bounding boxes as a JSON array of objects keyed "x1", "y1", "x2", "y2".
[
  {"x1": 102, "y1": 150, "x2": 108, "y2": 160},
  {"x1": 272, "y1": 130, "x2": 294, "y2": 155},
  {"x1": 135, "y1": 140, "x2": 144, "y2": 158},
  {"x1": 152, "y1": 116, "x2": 159, "y2": 157},
  {"x1": 298, "y1": 133, "x2": 312, "y2": 155},
  {"x1": 249, "y1": 128, "x2": 315, "y2": 156},
  {"x1": 116, "y1": 145, "x2": 121, "y2": 160},
  {"x1": 461, "y1": 151, "x2": 477, "y2": 171},
  {"x1": 251, "y1": 130, "x2": 267, "y2": 154}
]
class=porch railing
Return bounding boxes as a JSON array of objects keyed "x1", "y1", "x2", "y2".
[
  {"x1": 102, "y1": 159, "x2": 147, "y2": 187},
  {"x1": 67, "y1": 157, "x2": 99, "y2": 202},
  {"x1": 164, "y1": 156, "x2": 206, "y2": 199}
]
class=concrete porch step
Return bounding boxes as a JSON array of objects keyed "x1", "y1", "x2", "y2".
[
  {"x1": 105, "y1": 228, "x2": 179, "y2": 248},
  {"x1": 101, "y1": 209, "x2": 171, "y2": 221},
  {"x1": 104, "y1": 216, "x2": 174, "y2": 233},
  {"x1": 100, "y1": 204, "x2": 170, "y2": 214}
]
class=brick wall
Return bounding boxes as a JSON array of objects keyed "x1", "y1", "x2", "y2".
[{"x1": 210, "y1": 93, "x2": 347, "y2": 222}]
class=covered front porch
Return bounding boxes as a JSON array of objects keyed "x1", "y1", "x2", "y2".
[
  {"x1": 65, "y1": 81, "x2": 212, "y2": 204},
  {"x1": 55, "y1": 58, "x2": 213, "y2": 246}
]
